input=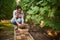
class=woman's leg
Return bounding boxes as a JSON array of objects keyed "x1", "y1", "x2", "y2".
[
  {"x1": 10, "y1": 18, "x2": 16, "y2": 25},
  {"x1": 17, "y1": 18, "x2": 22, "y2": 23},
  {"x1": 10, "y1": 18, "x2": 18, "y2": 30},
  {"x1": 10, "y1": 18, "x2": 22, "y2": 24}
]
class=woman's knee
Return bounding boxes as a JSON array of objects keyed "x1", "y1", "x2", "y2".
[{"x1": 10, "y1": 18, "x2": 16, "y2": 24}]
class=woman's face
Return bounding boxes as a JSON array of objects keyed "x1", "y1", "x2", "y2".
[{"x1": 17, "y1": 9, "x2": 21, "y2": 13}]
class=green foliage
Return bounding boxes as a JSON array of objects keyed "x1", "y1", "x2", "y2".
[
  {"x1": 27, "y1": 6, "x2": 39, "y2": 14},
  {"x1": 19, "y1": 0, "x2": 60, "y2": 30},
  {"x1": 0, "y1": 0, "x2": 16, "y2": 20}
]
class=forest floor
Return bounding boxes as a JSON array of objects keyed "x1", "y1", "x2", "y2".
[
  {"x1": 0, "y1": 20, "x2": 60, "y2": 40},
  {"x1": 0, "y1": 20, "x2": 14, "y2": 40}
]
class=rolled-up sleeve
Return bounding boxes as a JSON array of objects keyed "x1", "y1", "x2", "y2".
[{"x1": 13, "y1": 10, "x2": 16, "y2": 19}]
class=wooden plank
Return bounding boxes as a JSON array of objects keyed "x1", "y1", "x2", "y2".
[{"x1": 14, "y1": 25, "x2": 34, "y2": 40}]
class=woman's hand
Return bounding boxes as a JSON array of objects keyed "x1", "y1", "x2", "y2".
[{"x1": 18, "y1": 23, "x2": 25, "y2": 28}]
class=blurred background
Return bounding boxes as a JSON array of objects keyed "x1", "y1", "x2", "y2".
[{"x1": 0, "y1": 0, "x2": 60, "y2": 40}]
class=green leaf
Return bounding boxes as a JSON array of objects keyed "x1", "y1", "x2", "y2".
[
  {"x1": 40, "y1": 7, "x2": 46, "y2": 15},
  {"x1": 27, "y1": 10, "x2": 34, "y2": 14}
]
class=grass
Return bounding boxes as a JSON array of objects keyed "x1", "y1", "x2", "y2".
[
  {"x1": 0, "y1": 20, "x2": 14, "y2": 30},
  {"x1": 0, "y1": 20, "x2": 14, "y2": 40}
]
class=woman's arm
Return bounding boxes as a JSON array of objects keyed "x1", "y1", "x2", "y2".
[
  {"x1": 22, "y1": 14, "x2": 24, "y2": 24},
  {"x1": 15, "y1": 19, "x2": 21, "y2": 26},
  {"x1": 13, "y1": 10, "x2": 17, "y2": 19},
  {"x1": 21, "y1": 11, "x2": 24, "y2": 24}
]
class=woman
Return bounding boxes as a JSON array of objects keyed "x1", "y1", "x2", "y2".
[{"x1": 10, "y1": 5, "x2": 24, "y2": 29}]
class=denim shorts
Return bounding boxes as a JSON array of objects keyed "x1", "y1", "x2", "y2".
[{"x1": 10, "y1": 18, "x2": 22, "y2": 25}]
